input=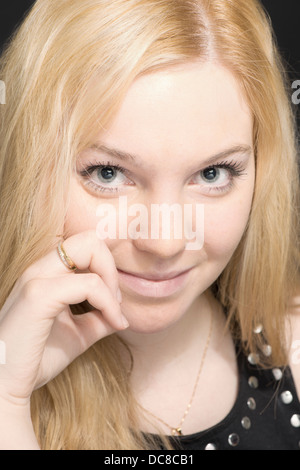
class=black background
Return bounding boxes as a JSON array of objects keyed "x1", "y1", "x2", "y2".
[{"x1": 1, "y1": 1, "x2": 300, "y2": 121}]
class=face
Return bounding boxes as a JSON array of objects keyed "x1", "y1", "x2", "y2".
[{"x1": 65, "y1": 61, "x2": 255, "y2": 333}]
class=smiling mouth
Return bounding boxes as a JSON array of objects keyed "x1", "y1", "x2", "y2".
[
  {"x1": 117, "y1": 268, "x2": 193, "y2": 298},
  {"x1": 117, "y1": 268, "x2": 191, "y2": 281}
]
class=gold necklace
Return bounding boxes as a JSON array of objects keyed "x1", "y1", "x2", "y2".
[{"x1": 142, "y1": 310, "x2": 213, "y2": 437}]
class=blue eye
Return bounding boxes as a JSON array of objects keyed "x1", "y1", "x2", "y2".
[
  {"x1": 191, "y1": 161, "x2": 247, "y2": 194},
  {"x1": 79, "y1": 162, "x2": 132, "y2": 194},
  {"x1": 202, "y1": 167, "x2": 221, "y2": 181},
  {"x1": 98, "y1": 166, "x2": 119, "y2": 182},
  {"x1": 78, "y1": 159, "x2": 248, "y2": 197}
]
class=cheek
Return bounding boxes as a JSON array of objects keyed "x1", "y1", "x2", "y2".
[
  {"x1": 64, "y1": 189, "x2": 98, "y2": 236},
  {"x1": 64, "y1": 185, "x2": 124, "y2": 252},
  {"x1": 204, "y1": 197, "x2": 252, "y2": 258}
]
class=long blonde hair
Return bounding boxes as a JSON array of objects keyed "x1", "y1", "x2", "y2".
[{"x1": 0, "y1": 0, "x2": 299, "y2": 450}]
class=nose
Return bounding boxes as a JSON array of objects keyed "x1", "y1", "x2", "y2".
[
  {"x1": 133, "y1": 233, "x2": 187, "y2": 259},
  {"x1": 130, "y1": 198, "x2": 188, "y2": 259}
]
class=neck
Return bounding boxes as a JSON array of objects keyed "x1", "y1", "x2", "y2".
[
  {"x1": 116, "y1": 290, "x2": 234, "y2": 436},
  {"x1": 117, "y1": 289, "x2": 219, "y2": 379}
]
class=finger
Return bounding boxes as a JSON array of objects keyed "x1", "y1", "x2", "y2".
[
  {"x1": 64, "y1": 231, "x2": 120, "y2": 298},
  {"x1": 9, "y1": 273, "x2": 127, "y2": 331},
  {"x1": 0, "y1": 273, "x2": 127, "y2": 399},
  {"x1": 72, "y1": 309, "x2": 117, "y2": 347},
  {"x1": 20, "y1": 230, "x2": 120, "y2": 300},
  {"x1": 0, "y1": 274, "x2": 126, "y2": 386},
  {"x1": 48, "y1": 308, "x2": 116, "y2": 361},
  {"x1": 37, "y1": 309, "x2": 117, "y2": 384}
]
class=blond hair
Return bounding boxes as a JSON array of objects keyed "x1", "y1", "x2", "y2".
[{"x1": 0, "y1": 0, "x2": 299, "y2": 450}]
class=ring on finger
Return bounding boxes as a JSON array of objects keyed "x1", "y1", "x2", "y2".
[{"x1": 57, "y1": 240, "x2": 78, "y2": 271}]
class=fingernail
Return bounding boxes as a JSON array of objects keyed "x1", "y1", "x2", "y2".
[
  {"x1": 117, "y1": 288, "x2": 122, "y2": 303},
  {"x1": 121, "y1": 314, "x2": 129, "y2": 329}
]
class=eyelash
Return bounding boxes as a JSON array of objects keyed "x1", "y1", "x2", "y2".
[
  {"x1": 197, "y1": 160, "x2": 247, "y2": 193},
  {"x1": 78, "y1": 159, "x2": 247, "y2": 195},
  {"x1": 79, "y1": 161, "x2": 129, "y2": 194}
]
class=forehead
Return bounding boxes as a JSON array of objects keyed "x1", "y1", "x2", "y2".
[{"x1": 96, "y1": 61, "x2": 253, "y2": 163}]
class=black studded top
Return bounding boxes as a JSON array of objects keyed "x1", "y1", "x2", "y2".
[{"x1": 164, "y1": 347, "x2": 300, "y2": 450}]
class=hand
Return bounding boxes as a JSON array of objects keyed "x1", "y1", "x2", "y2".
[{"x1": 0, "y1": 230, "x2": 128, "y2": 407}]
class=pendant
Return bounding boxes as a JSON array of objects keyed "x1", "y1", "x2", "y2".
[{"x1": 171, "y1": 427, "x2": 182, "y2": 436}]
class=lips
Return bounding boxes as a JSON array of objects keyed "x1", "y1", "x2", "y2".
[
  {"x1": 117, "y1": 268, "x2": 192, "y2": 298},
  {"x1": 118, "y1": 268, "x2": 191, "y2": 281}
]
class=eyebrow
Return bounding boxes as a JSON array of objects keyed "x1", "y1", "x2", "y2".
[{"x1": 89, "y1": 143, "x2": 253, "y2": 168}]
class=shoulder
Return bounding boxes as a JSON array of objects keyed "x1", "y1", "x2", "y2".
[{"x1": 286, "y1": 295, "x2": 300, "y2": 400}]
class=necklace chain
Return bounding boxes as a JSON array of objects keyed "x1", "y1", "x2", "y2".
[{"x1": 142, "y1": 310, "x2": 213, "y2": 437}]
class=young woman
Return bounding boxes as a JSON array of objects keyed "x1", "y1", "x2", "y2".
[{"x1": 0, "y1": 0, "x2": 299, "y2": 450}]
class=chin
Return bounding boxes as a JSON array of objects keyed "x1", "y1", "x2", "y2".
[{"x1": 119, "y1": 296, "x2": 195, "y2": 334}]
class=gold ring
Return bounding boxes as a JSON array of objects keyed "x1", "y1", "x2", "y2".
[{"x1": 57, "y1": 241, "x2": 78, "y2": 271}]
